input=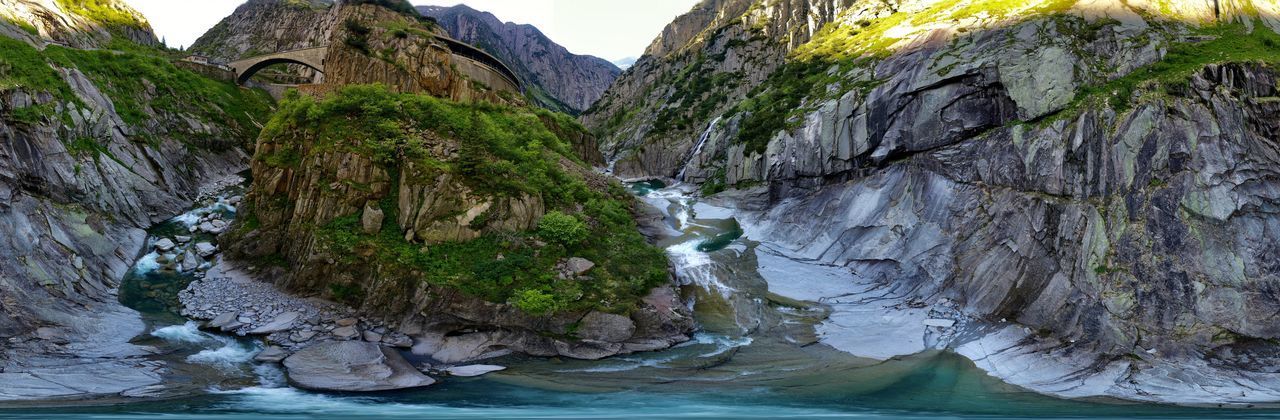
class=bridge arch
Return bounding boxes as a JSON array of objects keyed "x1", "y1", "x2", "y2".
[{"x1": 228, "y1": 47, "x2": 330, "y2": 85}]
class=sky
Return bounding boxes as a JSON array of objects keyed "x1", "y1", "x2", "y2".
[{"x1": 125, "y1": 0, "x2": 700, "y2": 62}]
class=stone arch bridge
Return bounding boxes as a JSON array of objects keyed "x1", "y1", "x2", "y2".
[
  {"x1": 228, "y1": 47, "x2": 330, "y2": 85},
  {"x1": 227, "y1": 37, "x2": 523, "y2": 93}
]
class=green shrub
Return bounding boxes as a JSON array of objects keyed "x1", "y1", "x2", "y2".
[
  {"x1": 538, "y1": 211, "x2": 588, "y2": 247},
  {"x1": 512, "y1": 288, "x2": 559, "y2": 315}
]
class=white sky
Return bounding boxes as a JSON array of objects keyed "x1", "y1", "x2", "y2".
[{"x1": 125, "y1": 0, "x2": 699, "y2": 62}]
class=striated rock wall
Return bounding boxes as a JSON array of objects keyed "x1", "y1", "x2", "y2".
[
  {"x1": 587, "y1": 0, "x2": 1280, "y2": 403},
  {"x1": 0, "y1": 0, "x2": 269, "y2": 400},
  {"x1": 418, "y1": 5, "x2": 621, "y2": 114}
]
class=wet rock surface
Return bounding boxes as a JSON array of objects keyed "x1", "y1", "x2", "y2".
[{"x1": 282, "y1": 341, "x2": 435, "y2": 392}]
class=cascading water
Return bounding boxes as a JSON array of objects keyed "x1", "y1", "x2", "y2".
[{"x1": 675, "y1": 116, "x2": 722, "y2": 182}]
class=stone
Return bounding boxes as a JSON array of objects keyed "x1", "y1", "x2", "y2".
[
  {"x1": 332, "y1": 326, "x2": 360, "y2": 340},
  {"x1": 175, "y1": 236, "x2": 192, "y2": 243},
  {"x1": 336, "y1": 318, "x2": 358, "y2": 327},
  {"x1": 154, "y1": 238, "x2": 177, "y2": 252},
  {"x1": 363, "y1": 331, "x2": 383, "y2": 343},
  {"x1": 361, "y1": 203, "x2": 384, "y2": 235},
  {"x1": 563, "y1": 257, "x2": 595, "y2": 276},
  {"x1": 444, "y1": 364, "x2": 506, "y2": 377},
  {"x1": 282, "y1": 341, "x2": 435, "y2": 392},
  {"x1": 290, "y1": 330, "x2": 317, "y2": 342},
  {"x1": 254, "y1": 346, "x2": 289, "y2": 363},
  {"x1": 179, "y1": 250, "x2": 200, "y2": 272},
  {"x1": 576, "y1": 312, "x2": 635, "y2": 343},
  {"x1": 195, "y1": 242, "x2": 218, "y2": 258},
  {"x1": 208, "y1": 312, "x2": 238, "y2": 330},
  {"x1": 249, "y1": 312, "x2": 301, "y2": 335}
]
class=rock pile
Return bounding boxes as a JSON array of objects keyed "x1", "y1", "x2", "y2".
[{"x1": 179, "y1": 263, "x2": 415, "y2": 357}]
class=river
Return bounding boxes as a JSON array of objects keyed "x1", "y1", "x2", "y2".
[{"x1": 1, "y1": 180, "x2": 1278, "y2": 419}]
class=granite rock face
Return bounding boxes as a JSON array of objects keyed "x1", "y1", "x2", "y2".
[
  {"x1": 418, "y1": 4, "x2": 622, "y2": 114},
  {"x1": 0, "y1": 0, "x2": 263, "y2": 402},
  {"x1": 586, "y1": 0, "x2": 1280, "y2": 404}
]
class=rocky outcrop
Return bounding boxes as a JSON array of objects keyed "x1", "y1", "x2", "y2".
[
  {"x1": 283, "y1": 341, "x2": 434, "y2": 392},
  {"x1": 418, "y1": 4, "x2": 621, "y2": 114},
  {"x1": 224, "y1": 86, "x2": 693, "y2": 365},
  {"x1": 587, "y1": 0, "x2": 1280, "y2": 405},
  {"x1": 582, "y1": 0, "x2": 855, "y2": 177},
  {"x1": 0, "y1": 0, "x2": 158, "y2": 48},
  {"x1": 0, "y1": 1, "x2": 268, "y2": 402},
  {"x1": 188, "y1": 0, "x2": 335, "y2": 61}
]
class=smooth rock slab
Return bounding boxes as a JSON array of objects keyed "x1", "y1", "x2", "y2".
[
  {"x1": 283, "y1": 341, "x2": 435, "y2": 392},
  {"x1": 332, "y1": 326, "x2": 360, "y2": 340},
  {"x1": 255, "y1": 346, "x2": 289, "y2": 363},
  {"x1": 249, "y1": 311, "x2": 301, "y2": 335},
  {"x1": 444, "y1": 365, "x2": 506, "y2": 377}
]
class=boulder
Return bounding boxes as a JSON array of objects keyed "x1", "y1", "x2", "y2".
[
  {"x1": 254, "y1": 346, "x2": 289, "y2": 363},
  {"x1": 175, "y1": 235, "x2": 192, "y2": 243},
  {"x1": 282, "y1": 341, "x2": 435, "y2": 392},
  {"x1": 576, "y1": 311, "x2": 635, "y2": 343},
  {"x1": 361, "y1": 203, "x2": 384, "y2": 235},
  {"x1": 333, "y1": 326, "x2": 360, "y2": 340},
  {"x1": 363, "y1": 330, "x2": 383, "y2": 343},
  {"x1": 179, "y1": 250, "x2": 200, "y2": 272},
  {"x1": 154, "y1": 238, "x2": 176, "y2": 252},
  {"x1": 195, "y1": 242, "x2": 218, "y2": 257},
  {"x1": 336, "y1": 318, "x2": 358, "y2": 327},
  {"x1": 249, "y1": 311, "x2": 301, "y2": 335},
  {"x1": 207, "y1": 312, "x2": 238, "y2": 330},
  {"x1": 557, "y1": 257, "x2": 595, "y2": 279}
]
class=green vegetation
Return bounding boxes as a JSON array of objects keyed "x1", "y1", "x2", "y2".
[
  {"x1": 40, "y1": 43, "x2": 272, "y2": 140},
  {"x1": 650, "y1": 55, "x2": 741, "y2": 135},
  {"x1": 348, "y1": 0, "x2": 437, "y2": 26},
  {"x1": 344, "y1": 19, "x2": 373, "y2": 54},
  {"x1": 0, "y1": 37, "x2": 77, "y2": 102},
  {"x1": 538, "y1": 211, "x2": 588, "y2": 247},
  {"x1": 3, "y1": 16, "x2": 39, "y2": 36},
  {"x1": 1065, "y1": 22, "x2": 1280, "y2": 114},
  {"x1": 268, "y1": 85, "x2": 670, "y2": 315},
  {"x1": 55, "y1": 0, "x2": 147, "y2": 29}
]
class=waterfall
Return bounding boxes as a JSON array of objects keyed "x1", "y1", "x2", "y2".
[{"x1": 676, "y1": 117, "x2": 722, "y2": 182}]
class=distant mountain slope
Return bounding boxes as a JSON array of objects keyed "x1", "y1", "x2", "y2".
[
  {"x1": 187, "y1": 0, "x2": 335, "y2": 62},
  {"x1": 417, "y1": 4, "x2": 620, "y2": 114}
]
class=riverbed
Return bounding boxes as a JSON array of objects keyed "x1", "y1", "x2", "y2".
[{"x1": 2, "y1": 181, "x2": 1278, "y2": 419}]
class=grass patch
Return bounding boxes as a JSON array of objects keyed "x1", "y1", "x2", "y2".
[{"x1": 55, "y1": 0, "x2": 147, "y2": 29}]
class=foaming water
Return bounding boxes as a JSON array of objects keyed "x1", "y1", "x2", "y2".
[
  {"x1": 667, "y1": 240, "x2": 738, "y2": 297},
  {"x1": 151, "y1": 321, "x2": 208, "y2": 343},
  {"x1": 187, "y1": 337, "x2": 258, "y2": 369}
]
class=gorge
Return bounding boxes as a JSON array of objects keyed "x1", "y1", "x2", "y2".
[{"x1": 3, "y1": 0, "x2": 1280, "y2": 418}]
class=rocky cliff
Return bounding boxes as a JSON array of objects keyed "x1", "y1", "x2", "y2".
[
  {"x1": 417, "y1": 4, "x2": 621, "y2": 115},
  {"x1": 0, "y1": 0, "x2": 272, "y2": 401},
  {"x1": 188, "y1": 0, "x2": 335, "y2": 61},
  {"x1": 224, "y1": 84, "x2": 692, "y2": 364},
  {"x1": 587, "y1": 0, "x2": 1280, "y2": 404}
]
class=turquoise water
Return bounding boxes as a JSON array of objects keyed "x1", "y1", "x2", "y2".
[{"x1": 3, "y1": 182, "x2": 1280, "y2": 419}]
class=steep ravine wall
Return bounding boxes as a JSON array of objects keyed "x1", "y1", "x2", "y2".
[
  {"x1": 586, "y1": 0, "x2": 1280, "y2": 404},
  {"x1": 0, "y1": 1, "x2": 271, "y2": 400}
]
